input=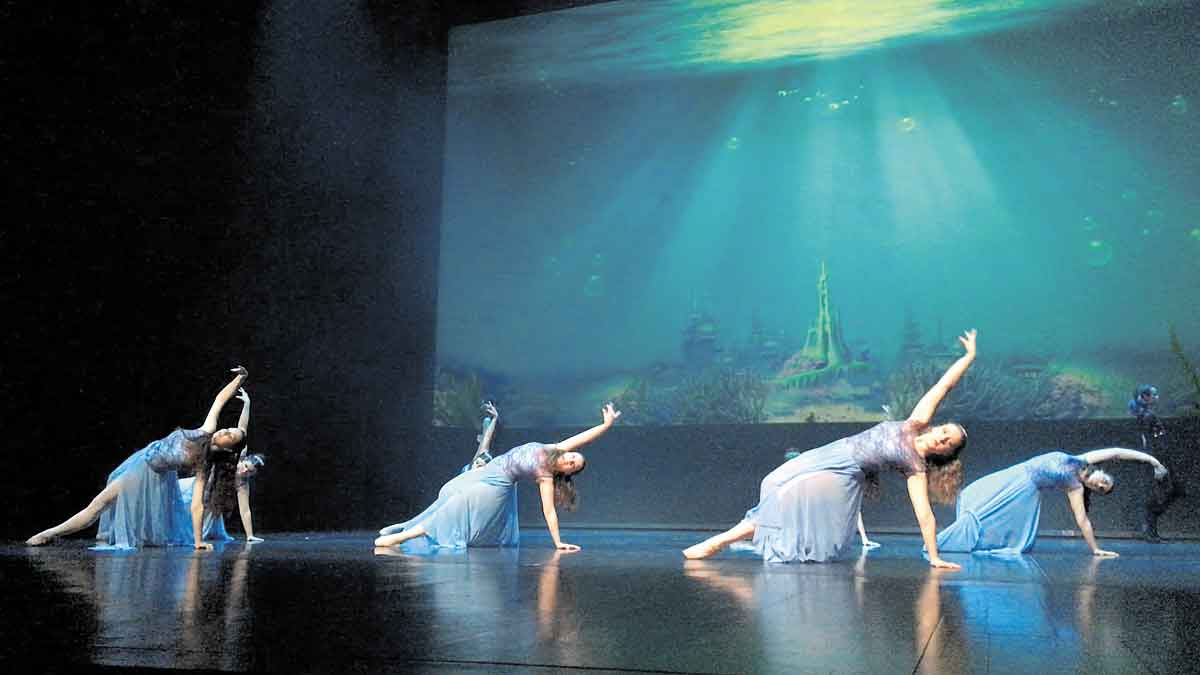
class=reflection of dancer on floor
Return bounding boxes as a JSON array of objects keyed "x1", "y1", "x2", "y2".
[
  {"x1": 27, "y1": 367, "x2": 250, "y2": 549},
  {"x1": 683, "y1": 331, "x2": 977, "y2": 568},
  {"x1": 936, "y1": 448, "x2": 1166, "y2": 557},
  {"x1": 375, "y1": 403, "x2": 621, "y2": 552}
]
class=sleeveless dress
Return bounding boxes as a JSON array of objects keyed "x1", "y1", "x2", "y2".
[
  {"x1": 378, "y1": 442, "x2": 552, "y2": 548},
  {"x1": 745, "y1": 421, "x2": 925, "y2": 563},
  {"x1": 94, "y1": 428, "x2": 210, "y2": 549},
  {"x1": 936, "y1": 451, "x2": 1087, "y2": 556},
  {"x1": 176, "y1": 476, "x2": 236, "y2": 543}
]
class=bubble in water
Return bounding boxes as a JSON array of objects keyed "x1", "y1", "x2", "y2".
[
  {"x1": 1121, "y1": 189, "x2": 1138, "y2": 202},
  {"x1": 1144, "y1": 208, "x2": 1164, "y2": 223},
  {"x1": 1190, "y1": 227, "x2": 1200, "y2": 242},
  {"x1": 827, "y1": 102, "x2": 840, "y2": 112},
  {"x1": 592, "y1": 252, "x2": 605, "y2": 268},
  {"x1": 1140, "y1": 227, "x2": 1153, "y2": 237},
  {"x1": 1170, "y1": 94, "x2": 1189, "y2": 116},
  {"x1": 897, "y1": 117, "x2": 917, "y2": 133},
  {"x1": 583, "y1": 274, "x2": 604, "y2": 297},
  {"x1": 1081, "y1": 215, "x2": 1099, "y2": 232},
  {"x1": 726, "y1": 136, "x2": 740, "y2": 150},
  {"x1": 1085, "y1": 239, "x2": 1114, "y2": 268},
  {"x1": 777, "y1": 89, "x2": 789, "y2": 97}
]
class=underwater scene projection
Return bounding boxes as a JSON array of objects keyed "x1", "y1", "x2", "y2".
[{"x1": 434, "y1": 0, "x2": 1200, "y2": 427}]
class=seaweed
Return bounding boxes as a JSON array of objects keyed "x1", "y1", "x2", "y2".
[
  {"x1": 1169, "y1": 324, "x2": 1200, "y2": 413},
  {"x1": 670, "y1": 368, "x2": 770, "y2": 424},
  {"x1": 433, "y1": 371, "x2": 483, "y2": 427},
  {"x1": 884, "y1": 362, "x2": 1095, "y2": 421}
]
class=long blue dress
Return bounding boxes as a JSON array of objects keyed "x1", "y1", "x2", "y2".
[
  {"x1": 176, "y1": 476, "x2": 235, "y2": 543},
  {"x1": 745, "y1": 421, "x2": 926, "y2": 563},
  {"x1": 94, "y1": 428, "x2": 210, "y2": 550},
  {"x1": 378, "y1": 442, "x2": 550, "y2": 548},
  {"x1": 936, "y1": 451, "x2": 1087, "y2": 556}
]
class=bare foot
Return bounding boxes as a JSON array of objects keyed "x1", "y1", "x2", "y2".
[
  {"x1": 26, "y1": 534, "x2": 51, "y2": 546},
  {"x1": 682, "y1": 542, "x2": 719, "y2": 560}
]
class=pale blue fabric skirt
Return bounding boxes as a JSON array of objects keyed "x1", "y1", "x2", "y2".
[
  {"x1": 176, "y1": 477, "x2": 235, "y2": 542},
  {"x1": 937, "y1": 464, "x2": 1042, "y2": 556},
  {"x1": 744, "y1": 444, "x2": 864, "y2": 563},
  {"x1": 94, "y1": 450, "x2": 192, "y2": 550},
  {"x1": 379, "y1": 462, "x2": 520, "y2": 548}
]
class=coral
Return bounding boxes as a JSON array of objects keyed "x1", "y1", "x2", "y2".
[
  {"x1": 433, "y1": 371, "x2": 483, "y2": 427},
  {"x1": 884, "y1": 362, "x2": 1099, "y2": 421},
  {"x1": 614, "y1": 369, "x2": 770, "y2": 425}
]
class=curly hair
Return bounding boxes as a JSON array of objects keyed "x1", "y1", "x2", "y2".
[{"x1": 542, "y1": 448, "x2": 585, "y2": 511}]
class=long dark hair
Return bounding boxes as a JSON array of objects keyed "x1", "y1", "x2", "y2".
[
  {"x1": 1079, "y1": 465, "x2": 1113, "y2": 513},
  {"x1": 200, "y1": 445, "x2": 241, "y2": 514},
  {"x1": 542, "y1": 448, "x2": 584, "y2": 511}
]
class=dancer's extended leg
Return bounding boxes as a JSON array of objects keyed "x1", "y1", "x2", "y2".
[
  {"x1": 682, "y1": 521, "x2": 755, "y2": 559},
  {"x1": 27, "y1": 478, "x2": 124, "y2": 545}
]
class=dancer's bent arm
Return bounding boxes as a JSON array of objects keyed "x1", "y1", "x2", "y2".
[
  {"x1": 1066, "y1": 487, "x2": 1118, "y2": 557},
  {"x1": 908, "y1": 330, "x2": 977, "y2": 425},
  {"x1": 554, "y1": 403, "x2": 621, "y2": 452},
  {"x1": 203, "y1": 366, "x2": 249, "y2": 433},
  {"x1": 1079, "y1": 448, "x2": 1167, "y2": 476},
  {"x1": 538, "y1": 479, "x2": 579, "y2": 552},
  {"x1": 908, "y1": 473, "x2": 959, "y2": 570}
]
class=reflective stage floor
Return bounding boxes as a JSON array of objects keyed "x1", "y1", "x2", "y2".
[{"x1": 3, "y1": 530, "x2": 1199, "y2": 673}]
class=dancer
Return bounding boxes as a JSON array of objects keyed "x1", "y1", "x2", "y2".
[
  {"x1": 375, "y1": 403, "x2": 621, "y2": 551},
  {"x1": 27, "y1": 367, "x2": 251, "y2": 550},
  {"x1": 1128, "y1": 384, "x2": 1185, "y2": 542},
  {"x1": 936, "y1": 448, "x2": 1167, "y2": 557},
  {"x1": 683, "y1": 330, "x2": 978, "y2": 568},
  {"x1": 179, "y1": 447, "x2": 267, "y2": 543}
]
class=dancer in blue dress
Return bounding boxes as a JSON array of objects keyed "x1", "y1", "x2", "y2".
[
  {"x1": 179, "y1": 447, "x2": 267, "y2": 543},
  {"x1": 683, "y1": 330, "x2": 978, "y2": 569},
  {"x1": 936, "y1": 448, "x2": 1166, "y2": 557},
  {"x1": 375, "y1": 403, "x2": 621, "y2": 552},
  {"x1": 27, "y1": 367, "x2": 251, "y2": 550}
]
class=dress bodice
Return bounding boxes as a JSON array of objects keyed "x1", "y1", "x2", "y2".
[
  {"x1": 143, "y1": 427, "x2": 210, "y2": 473},
  {"x1": 491, "y1": 442, "x2": 551, "y2": 482},
  {"x1": 848, "y1": 421, "x2": 925, "y2": 476},
  {"x1": 1024, "y1": 451, "x2": 1086, "y2": 490}
]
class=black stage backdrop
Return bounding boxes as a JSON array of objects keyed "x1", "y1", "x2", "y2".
[{"x1": 4, "y1": 1, "x2": 1197, "y2": 542}]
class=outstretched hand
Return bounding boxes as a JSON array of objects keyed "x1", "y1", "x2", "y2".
[
  {"x1": 1154, "y1": 464, "x2": 1170, "y2": 481},
  {"x1": 236, "y1": 387, "x2": 250, "y2": 404},
  {"x1": 958, "y1": 329, "x2": 978, "y2": 357},
  {"x1": 231, "y1": 365, "x2": 249, "y2": 380},
  {"x1": 601, "y1": 402, "x2": 622, "y2": 427},
  {"x1": 482, "y1": 401, "x2": 499, "y2": 418}
]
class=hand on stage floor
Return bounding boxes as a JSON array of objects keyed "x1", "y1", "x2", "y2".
[
  {"x1": 195, "y1": 543, "x2": 214, "y2": 551},
  {"x1": 555, "y1": 542, "x2": 581, "y2": 552},
  {"x1": 928, "y1": 557, "x2": 961, "y2": 571},
  {"x1": 1092, "y1": 549, "x2": 1119, "y2": 558},
  {"x1": 861, "y1": 539, "x2": 881, "y2": 549},
  {"x1": 246, "y1": 536, "x2": 264, "y2": 543}
]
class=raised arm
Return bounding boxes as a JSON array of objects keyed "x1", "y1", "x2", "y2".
[
  {"x1": 1078, "y1": 447, "x2": 1166, "y2": 475},
  {"x1": 555, "y1": 403, "x2": 621, "y2": 452},
  {"x1": 235, "y1": 388, "x2": 251, "y2": 434},
  {"x1": 471, "y1": 402, "x2": 499, "y2": 466},
  {"x1": 1066, "y1": 487, "x2": 1118, "y2": 557},
  {"x1": 202, "y1": 366, "x2": 249, "y2": 434},
  {"x1": 908, "y1": 330, "x2": 977, "y2": 426},
  {"x1": 191, "y1": 471, "x2": 213, "y2": 551},
  {"x1": 537, "y1": 478, "x2": 579, "y2": 552},
  {"x1": 907, "y1": 473, "x2": 959, "y2": 570}
]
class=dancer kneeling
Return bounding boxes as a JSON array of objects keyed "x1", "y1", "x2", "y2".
[
  {"x1": 682, "y1": 330, "x2": 977, "y2": 569},
  {"x1": 27, "y1": 367, "x2": 250, "y2": 550},
  {"x1": 936, "y1": 448, "x2": 1166, "y2": 557},
  {"x1": 375, "y1": 403, "x2": 621, "y2": 552}
]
